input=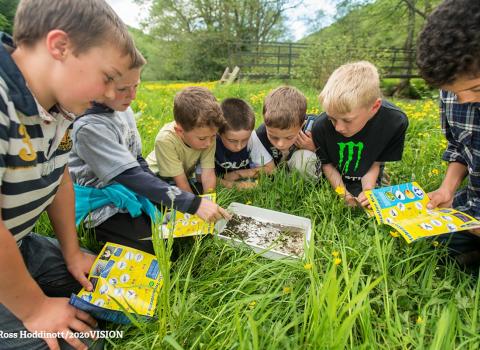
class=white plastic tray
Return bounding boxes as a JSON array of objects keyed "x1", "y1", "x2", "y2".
[{"x1": 215, "y1": 202, "x2": 312, "y2": 260}]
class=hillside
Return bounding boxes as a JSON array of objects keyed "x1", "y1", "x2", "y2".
[{"x1": 301, "y1": 0, "x2": 441, "y2": 49}]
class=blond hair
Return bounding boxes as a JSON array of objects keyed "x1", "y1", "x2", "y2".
[
  {"x1": 14, "y1": 0, "x2": 141, "y2": 68},
  {"x1": 174, "y1": 87, "x2": 225, "y2": 131},
  {"x1": 263, "y1": 86, "x2": 307, "y2": 129},
  {"x1": 319, "y1": 61, "x2": 381, "y2": 116}
]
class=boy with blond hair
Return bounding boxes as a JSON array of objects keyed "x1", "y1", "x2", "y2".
[
  {"x1": 69, "y1": 54, "x2": 227, "y2": 254},
  {"x1": 0, "y1": 0, "x2": 139, "y2": 348},
  {"x1": 252, "y1": 86, "x2": 319, "y2": 177},
  {"x1": 215, "y1": 98, "x2": 274, "y2": 189},
  {"x1": 311, "y1": 61, "x2": 408, "y2": 207},
  {"x1": 146, "y1": 86, "x2": 226, "y2": 195}
]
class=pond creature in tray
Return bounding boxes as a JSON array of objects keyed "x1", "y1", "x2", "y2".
[{"x1": 221, "y1": 214, "x2": 306, "y2": 257}]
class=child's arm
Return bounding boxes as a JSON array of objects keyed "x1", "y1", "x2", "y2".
[
  {"x1": 427, "y1": 161, "x2": 467, "y2": 209},
  {"x1": 222, "y1": 164, "x2": 272, "y2": 182},
  {"x1": 357, "y1": 162, "x2": 382, "y2": 207},
  {"x1": 0, "y1": 226, "x2": 97, "y2": 350},
  {"x1": 173, "y1": 173, "x2": 194, "y2": 193},
  {"x1": 47, "y1": 167, "x2": 95, "y2": 291},
  {"x1": 201, "y1": 168, "x2": 217, "y2": 193},
  {"x1": 322, "y1": 163, "x2": 356, "y2": 206},
  {"x1": 295, "y1": 131, "x2": 316, "y2": 152}
]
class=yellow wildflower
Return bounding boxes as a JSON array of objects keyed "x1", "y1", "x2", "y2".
[
  {"x1": 332, "y1": 251, "x2": 340, "y2": 258},
  {"x1": 335, "y1": 186, "x2": 345, "y2": 196},
  {"x1": 416, "y1": 316, "x2": 423, "y2": 324},
  {"x1": 431, "y1": 169, "x2": 439, "y2": 176},
  {"x1": 432, "y1": 241, "x2": 439, "y2": 247},
  {"x1": 248, "y1": 301, "x2": 257, "y2": 309},
  {"x1": 390, "y1": 231, "x2": 400, "y2": 238},
  {"x1": 303, "y1": 263, "x2": 313, "y2": 270},
  {"x1": 334, "y1": 258, "x2": 342, "y2": 265},
  {"x1": 283, "y1": 287, "x2": 292, "y2": 294}
]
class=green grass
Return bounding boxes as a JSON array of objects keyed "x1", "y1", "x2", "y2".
[{"x1": 37, "y1": 81, "x2": 480, "y2": 349}]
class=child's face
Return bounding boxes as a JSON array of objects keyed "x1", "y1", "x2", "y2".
[
  {"x1": 442, "y1": 75, "x2": 480, "y2": 103},
  {"x1": 102, "y1": 68, "x2": 141, "y2": 112},
  {"x1": 266, "y1": 125, "x2": 301, "y2": 152},
  {"x1": 327, "y1": 99, "x2": 381, "y2": 137},
  {"x1": 176, "y1": 125, "x2": 218, "y2": 150},
  {"x1": 52, "y1": 41, "x2": 131, "y2": 115},
  {"x1": 220, "y1": 129, "x2": 252, "y2": 152}
]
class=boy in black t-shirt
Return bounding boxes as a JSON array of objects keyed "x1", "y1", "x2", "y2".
[
  {"x1": 311, "y1": 61, "x2": 409, "y2": 207},
  {"x1": 215, "y1": 98, "x2": 274, "y2": 189}
]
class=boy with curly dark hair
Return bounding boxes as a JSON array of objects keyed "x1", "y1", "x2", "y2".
[{"x1": 417, "y1": 0, "x2": 480, "y2": 267}]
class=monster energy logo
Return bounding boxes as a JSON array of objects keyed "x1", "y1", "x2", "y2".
[{"x1": 338, "y1": 141, "x2": 364, "y2": 172}]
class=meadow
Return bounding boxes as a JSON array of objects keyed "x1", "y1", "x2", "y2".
[{"x1": 48, "y1": 81, "x2": 480, "y2": 349}]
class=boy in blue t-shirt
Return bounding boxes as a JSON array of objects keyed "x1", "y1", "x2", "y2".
[{"x1": 215, "y1": 98, "x2": 274, "y2": 189}]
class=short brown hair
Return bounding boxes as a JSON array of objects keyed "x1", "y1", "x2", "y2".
[
  {"x1": 219, "y1": 98, "x2": 255, "y2": 134},
  {"x1": 174, "y1": 87, "x2": 225, "y2": 131},
  {"x1": 319, "y1": 61, "x2": 381, "y2": 116},
  {"x1": 263, "y1": 86, "x2": 307, "y2": 129},
  {"x1": 14, "y1": 0, "x2": 140, "y2": 68}
]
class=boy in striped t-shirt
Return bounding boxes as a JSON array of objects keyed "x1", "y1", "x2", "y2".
[{"x1": 0, "y1": 0, "x2": 139, "y2": 348}]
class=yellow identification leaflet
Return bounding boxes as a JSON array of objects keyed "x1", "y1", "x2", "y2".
[
  {"x1": 365, "y1": 182, "x2": 480, "y2": 243},
  {"x1": 160, "y1": 193, "x2": 216, "y2": 238},
  {"x1": 69, "y1": 243, "x2": 162, "y2": 324}
]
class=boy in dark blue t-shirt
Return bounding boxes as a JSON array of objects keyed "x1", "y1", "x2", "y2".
[{"x1": 215, "y1": 98, "x2": 274, "y2": 189}]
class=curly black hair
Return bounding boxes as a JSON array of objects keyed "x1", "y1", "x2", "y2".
[{"x1": 417, "y1": 0, "x2": 480, "y2": 87}]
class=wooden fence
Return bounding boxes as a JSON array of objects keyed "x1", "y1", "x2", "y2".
[{"x1": 227, "y1": 41, "x2": 419, "y2": 80}]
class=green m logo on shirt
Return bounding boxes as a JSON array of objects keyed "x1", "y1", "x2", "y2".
[{"x1": 338, "y1": 141, "x2": 364, "y2": 172}]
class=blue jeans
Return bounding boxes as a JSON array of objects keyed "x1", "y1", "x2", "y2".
[{"x1": 0, "y1": 233, "x2": 101, "y2": 350}]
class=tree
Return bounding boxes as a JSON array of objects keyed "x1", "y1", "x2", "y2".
[
  {"x1": 0, "y1": 0, "x2": 19, "y2": 34},
  {"x1": 134, "y1": 0, "x2": 301, "y2": 80}
]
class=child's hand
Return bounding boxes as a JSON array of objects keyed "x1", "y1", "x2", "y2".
[
  {"x1": 196, "y1": 198, "x2": 232, "y2": 222},
  {"x1": 295, "y1": 131, "x2": 316, "y2": 152},
  {"x1": 235, "y1": 181, "x2": 257, "y2": 190},
  {"x1": 357, "y1": 191, "x2": 371, "y2": 208},
  {"x1": 427, "y1": 187, "x2": 454, "y2": 209},
  {"x1": 23, "y1": 296, "x2": 97, "y2": 350},
  {"x1": 65, "y1": 250, "x2": 96, "y2": 292},
  {"x1": 344, "y1": 192, "x2": 358, "y2": 207}
]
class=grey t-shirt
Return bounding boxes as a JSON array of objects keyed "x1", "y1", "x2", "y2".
[{"x1": 69, "y1": 107, "x2": 144, "y2": 227}]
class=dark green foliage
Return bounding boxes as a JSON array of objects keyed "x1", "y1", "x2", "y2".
[{"x1": 0, "y1": 0, "x2": 19, "y2": 34}]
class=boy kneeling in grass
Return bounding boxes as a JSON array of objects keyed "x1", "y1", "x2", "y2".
[
  {"x1": 417, "y1": 0, "x2": 480, "y2": 267},
  {"x1": 69, "y1": 53, "x2": 228, "y2": 255},
  {"x1": 215, "y1": 98, "x2": 274, "y2": 189},
  {"x1": 146, "y1": 87, "x2": 226, "y2": 195},
  {"x1": 0, "y1": 0, "x2": 137, "y2": 348},
  {"x1": 253, "y1": 86, "x2": 320, "y2": 178},
  {"x1": 311, "y1": 61, "x2": 409, "y2": 207}
]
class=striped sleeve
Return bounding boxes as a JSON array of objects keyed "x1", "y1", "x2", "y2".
[{"x1": 0, "y1": 85, "x2": 11, "y2": 186}]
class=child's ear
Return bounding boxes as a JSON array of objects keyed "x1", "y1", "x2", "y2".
[
  {"x1": 174, "y1": 124, "x2": 184, "y2": 136},
  {"x1": 371, "y1": 98, "x2": 382, "y2": 113},
  {"x1": 45, "y1": 30, "x2": 71, "y2": 61}
]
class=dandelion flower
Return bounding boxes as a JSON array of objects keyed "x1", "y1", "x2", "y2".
[
  {"x1": 334, "y1": 258, "x2": 342, "y2": 265},
  {"x1": 283, "y1": 287, "x2": 292, "y2": 294},
  {"x1": 431, "y1": 169, "x2": 439, "y2": 176},
  {"x1": 332, "y1": 251, "x2": 340, "y2": 258},
  {"x1": 390, "y1": 231, "x2": 400, "y2": 238},
  {"x1": 304, "y1": 263, "x2": 313, "y2": 270},
  {"x1": 335, "y1": 186, "x2": 345, "y2": 196}
]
